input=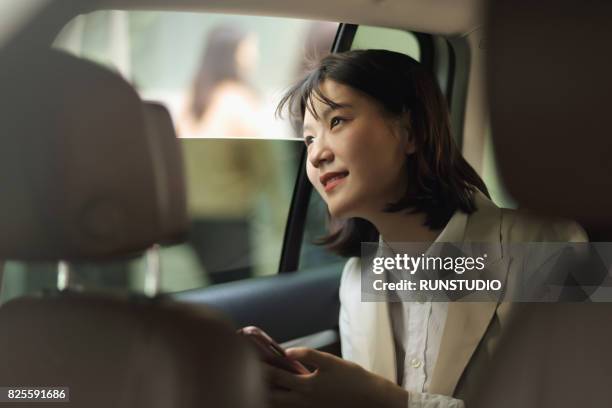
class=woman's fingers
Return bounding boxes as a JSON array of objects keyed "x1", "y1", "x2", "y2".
[
  {"x1": 285, "y1": 347, "x2": 335, "y2": 371},
  {"x1": 265, "y1": 364, "x2": 310, "y2": 391}
]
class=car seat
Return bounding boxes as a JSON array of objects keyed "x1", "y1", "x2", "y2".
[
  {"x1": 471, "y1": 1, "x2": 612, "y2": 406},
  {"x1": 0, "y1": 48, "x2": 265, "y2": 408}
]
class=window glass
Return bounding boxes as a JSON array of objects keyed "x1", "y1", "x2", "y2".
[
  {"x1": 298, "y1": 26, "x2": 422, "y2": 271},
  {"x1": 52, "y1": 11, "x2": 338, "y2": 138},
  {"x1": 0, "y1": 12, "x2": 338, "y2": 303},
  {"x1": 351, "y1": 25, "x2": 420, "y2": 61}
]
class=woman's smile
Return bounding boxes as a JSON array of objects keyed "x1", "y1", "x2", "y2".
[
  {"x1": 324, "y1": 173, "x2": 348, "y2": 192},
  {"x1": 321, "y1": 171, "x2": 350, "y2": 192}
]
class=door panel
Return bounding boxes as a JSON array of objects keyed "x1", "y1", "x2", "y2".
[{"x1": 171, "y1": 263, "x2": 343, "y2": 348}]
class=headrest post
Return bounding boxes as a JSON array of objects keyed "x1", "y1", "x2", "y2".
[
  {"x1": 57, "y1": 261, "x2": 72, "y2": 291},
  {"x1": 144, "y1": 244, "x2": 161, "y2": 298}
]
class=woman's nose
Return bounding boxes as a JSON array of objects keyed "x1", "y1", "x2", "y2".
[{"x1": 308, "y1": 139, "x2": 334, "y2": 168}]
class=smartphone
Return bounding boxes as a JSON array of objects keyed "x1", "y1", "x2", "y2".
[{"x1": 238, "y1": 326, "x2": 310, "y2": 375}]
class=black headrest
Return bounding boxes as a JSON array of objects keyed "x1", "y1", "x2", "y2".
[
  {"x1": 0, "y1": 49, "x2": 187, "y2": 260},
  {"x1": 486, "y1": 0, "x2": 612, "y2": 239}
]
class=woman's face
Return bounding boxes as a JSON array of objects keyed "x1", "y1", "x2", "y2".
[{"x1": 303, "y1": 80, "x2": 415, "y2": 219}]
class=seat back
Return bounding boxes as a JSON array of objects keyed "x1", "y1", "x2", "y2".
[
  {"x1": 472, "y1": 2, "x2": 612, "y2": 406},
  {"x1": 0, "y1": 50, "x2": 186, "y2": 260},
  {"x1": 486, "y1": 0, "x2": 612, "y2": 240},
  {"x1": 0, "y1": 49, "x2": 265, "y2": 407},
  {"x1": 0, "y1": 293, "x2": 264, "y2": 408}
]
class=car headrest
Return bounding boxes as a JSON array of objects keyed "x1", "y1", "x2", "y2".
[
  {"x1": 142, "y1": 101, "x2": 188, "y2": 244},
  {"x1": 486, "y1": 0, "x2": 612, "y2": 240},
  {"x1": 0, "y1": 49, "x2": 188, "y2": 260}
]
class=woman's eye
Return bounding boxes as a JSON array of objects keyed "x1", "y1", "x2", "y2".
[
  {"x1": 330, "y1": 117, "x2": 344, "y2": 129},
  {"x1": 304, "y1": 135, "x2": 315, "y2": 146}
]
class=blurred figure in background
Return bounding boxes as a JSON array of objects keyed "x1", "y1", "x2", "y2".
[
  {"x1": 177, "y1": 23, "x2": 270, "y2": 284},
  {"x1": 178, "y1": 24, "x2": 260, "y2": 138}
]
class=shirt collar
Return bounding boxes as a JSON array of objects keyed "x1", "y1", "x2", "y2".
[{"x1": 378, "y1": 208, "x2": 469, "y2": 250}]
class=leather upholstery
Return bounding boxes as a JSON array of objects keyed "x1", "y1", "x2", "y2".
[
  {"x1": 0, "y1": 50, "x2": 187, "y2": 260},
  {"x1": 486, "y1": 0, "x2": 612, "y2": 240},
  {"x1": 0, "y1": 49, "x2": 265, "y2": 408},
  {"x1": 143, "y1": 101, "x2": 189, "y2": 245},
  {"x1": 0, "y1": 292, "x2": 265, "y2": 408},
  {"x1": 471, "y1": 303, "x2": 612, "y2": 408},
  {"x1": 475, "y1": 2, "x2": 612, "y2": 406}
]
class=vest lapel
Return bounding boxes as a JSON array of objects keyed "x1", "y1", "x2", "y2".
[
  {"x1": 356, "y1": 300, "x2": 397, "y2": 382},
  {"x1": 429, "y1": 192, "x2": 509, "y2": 395},
  {"x1": 348, "y1": 240, "x2": 397, "y2": 383}
]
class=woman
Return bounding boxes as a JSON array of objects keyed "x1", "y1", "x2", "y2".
[
  {"x1": 270, "y1": 49, "x2": 587, "y2": 407},
  {"x1": 178, "y1": 23, "x2": 260, "y2": 138}
]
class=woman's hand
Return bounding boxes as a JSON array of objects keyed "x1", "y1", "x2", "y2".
[{"x1": 266, "y1": 347, "x2": 407, "y2": 408}]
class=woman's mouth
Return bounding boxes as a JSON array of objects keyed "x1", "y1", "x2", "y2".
[{"x1": 322, "y1": 172, "x2": 349, "y2": 193}]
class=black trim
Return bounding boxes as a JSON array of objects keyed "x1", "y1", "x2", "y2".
[
  {"x1": 278, "y1": 23, "x2": 357, "y2": 273},
  {"x1": 445, "y1": 38, "x2": 457, "y2": 109},
  {"x1": 278, "y1": 145, "x2": 311, "y2": 272},
  {"x1": 332, "y1": 23, "x2": 357, "y2": 52},
  {"x1": 414, "y1": 32, "x2": 435, "y2": 71}
]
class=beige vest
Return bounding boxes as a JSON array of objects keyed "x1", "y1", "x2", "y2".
[{"x1": 338, "y1": 192, "x2": 588, "y2": 400}]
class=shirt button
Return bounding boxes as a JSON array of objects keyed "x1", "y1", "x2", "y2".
[{"x1": 410, "y1": 358, "x2": 422, "y2": 369}]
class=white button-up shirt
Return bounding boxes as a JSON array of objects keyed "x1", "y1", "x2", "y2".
[{"x1": 385, "y1": 210, "x2": 468, "y2": 408}]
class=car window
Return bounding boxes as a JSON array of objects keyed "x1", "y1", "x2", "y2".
[
  {"x1": 0, "y1": 12, "x2": 338, "y2": 303},
  {"x1": 297, "y1": 26, "x2": 422, "y2": 271},
  {"x1": 351, "y1": 25, "x2": 421, "y2": 59}
]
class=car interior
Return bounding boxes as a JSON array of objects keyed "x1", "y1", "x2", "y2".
[{"x1": 0, "y1": 0, "x2": 610, "y2": 406}]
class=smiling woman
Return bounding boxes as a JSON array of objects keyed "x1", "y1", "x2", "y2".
[
  {"x1": 303, "y1": 80, "x2": 411, "y2": 219},
  {"x1": 272, "y1": 49, "x2": 587, "y2": 408},
  {"x1": 278, "y1": 50, "x2": 489, "y2": 257}
]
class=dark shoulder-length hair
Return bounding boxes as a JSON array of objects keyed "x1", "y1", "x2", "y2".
[{"x1": 276, "y1": 49, "x2": 490, "y2": 258}]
